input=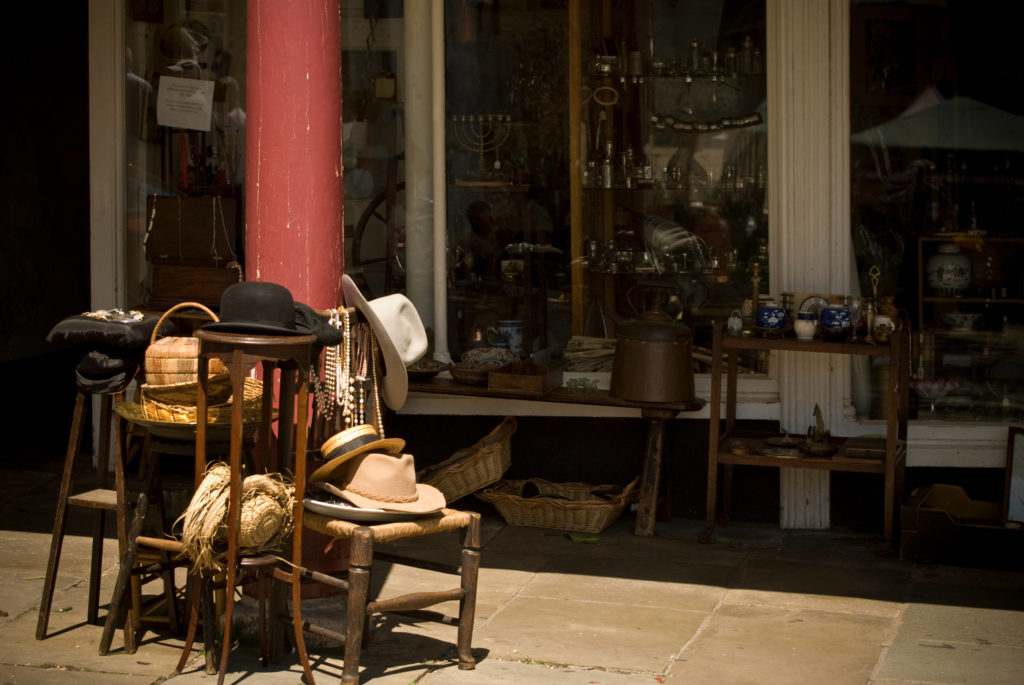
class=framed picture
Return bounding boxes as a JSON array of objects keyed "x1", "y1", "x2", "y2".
[{"x1": 1004, "y1": 426, "x2": 1024, "y2": 523}]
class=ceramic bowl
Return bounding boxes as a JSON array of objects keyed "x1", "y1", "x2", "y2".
[
  {"x1": 448, "y1": 362, "x2": 492, "y2": 386},
  {"x1": 406, "y1": 358, "x2": 447, "y2": 381},
  {"x1": 941, "y1": 312, "x2": 982, "y2": 331}
]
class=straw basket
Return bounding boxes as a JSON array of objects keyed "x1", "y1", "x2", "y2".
[
  {"x1": 141, "y1": 374, "x2": 264, "y2": 424},
  {"x1": 477, "y1": 476, "x2": 639, "y2": 534},
  {"x1": 417, "y1": 417, "x2": 516, "y2": 503},
  {"x1": 145, "y1": 301, "x2": 227, "y2": 385}
]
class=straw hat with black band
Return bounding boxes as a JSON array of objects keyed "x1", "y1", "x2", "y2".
[
  {"x1": 342, "y1": 274, "x2": 428, "y2": 410},
  {"x1": 309, "y1": 423, "x2": 405, "y2": 485}
]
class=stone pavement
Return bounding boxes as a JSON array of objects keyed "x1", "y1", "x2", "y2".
[{"x1": 1, "y1": 464, "x2": 1023, "y2": 684}]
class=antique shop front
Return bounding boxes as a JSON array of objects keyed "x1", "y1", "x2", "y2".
[{"x1": 85, "y1": 0, "x2": 1023, "y2": 529}]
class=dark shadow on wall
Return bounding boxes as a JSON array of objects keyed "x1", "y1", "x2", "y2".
[{"x1": 1, "y1": 4, "x2": 90, "y2": 464}]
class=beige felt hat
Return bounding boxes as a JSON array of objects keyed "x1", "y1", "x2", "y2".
[
  {"x1": 342, "y1": 275, "x2": 427, "y2": 410},
  {"x1": 309, "y1": 424, "x2": 405, "y2": 485},
  {"x1": 317, "y1": 452, "x2": 446, "y2": 514}
]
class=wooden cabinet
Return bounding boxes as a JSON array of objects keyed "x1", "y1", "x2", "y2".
[{"x1": 703, "y1": 324, "x2": 910, "y2": 543}]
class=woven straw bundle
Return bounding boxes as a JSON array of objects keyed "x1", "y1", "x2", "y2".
[{"x1": 177, "y1": 462, "x2": 295, "y2": 573}]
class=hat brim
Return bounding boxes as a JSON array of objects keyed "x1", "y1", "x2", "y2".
[
  {"x1": 202, "y1": 321, "x2": 314, "y2": 336},
  {"x1": 318, "y1": 480, "x2": 447, "y2": 514},
  {"x1": 342, "y1": 275, "x2": 409, "y2": 410},
  {"x1": 308, "y1": 437, "x2": 405, "y2": 484}
]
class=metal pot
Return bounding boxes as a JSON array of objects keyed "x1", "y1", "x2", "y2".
[{"x1": 609, "y1": 311, "x2": 694, "y2": 403}]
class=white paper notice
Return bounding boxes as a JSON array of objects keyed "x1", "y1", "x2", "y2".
[{"x1": 156, "y1": 76, "x2": 215, "y2": 132}]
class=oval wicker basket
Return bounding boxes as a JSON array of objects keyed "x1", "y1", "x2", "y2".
[
  {"x1": 145, "y1": 301, "x2": 227, "y2": 385},
  {"x1": 417, "y1": 416, "x2": 516, "y2": 503},
  {"x1": 141, "y1": 375, "x2": 264, "y2": 424},
  {"x1": 477, "y1": 476, "x2": 639, "y2": 534}
]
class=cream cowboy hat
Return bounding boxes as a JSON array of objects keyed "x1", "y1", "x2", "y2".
[
  {"x1": 342, "y1": 275, "x2": 428, "y2": 410},
  {"x1": 316, "y1": 452, "x2": 445, "y2": 514},
  {"x1": 309, "y1": 424, "x2": 405, "y2": 485}
]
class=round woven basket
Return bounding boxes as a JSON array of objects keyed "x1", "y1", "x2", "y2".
[{"x1": 145, "y1": 302, "x2": 227, "y2": 385}]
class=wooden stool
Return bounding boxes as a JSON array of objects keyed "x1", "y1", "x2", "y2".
[
  {"x1": 294, "y1": 509, "x2": 481, "y2": 685},
  {"x1": 174, "y1": 329, "x2": 318, "y2": 683},
  {"x1": 36, "y1": 389, "x2": 132, "y2": 645}
]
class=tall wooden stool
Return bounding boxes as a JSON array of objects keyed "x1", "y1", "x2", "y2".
[
  {"x1": 36, "y1": 313, "x2": 162, "y2": 643},
  {"x1": 173, "y1": 329, "x2": 317, "y2": 684}
]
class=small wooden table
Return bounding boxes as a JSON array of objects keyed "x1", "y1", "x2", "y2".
[{"x1": 408, "y1": 378, "x2": 705, "y2": 536}]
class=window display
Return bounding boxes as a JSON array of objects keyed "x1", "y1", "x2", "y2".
[
  {"x1": 850, "y1": 0, "x2": 1024, "y2": 421},
  {"x1": 342, "y1": 0, "x2": 769, "y2": 372}
]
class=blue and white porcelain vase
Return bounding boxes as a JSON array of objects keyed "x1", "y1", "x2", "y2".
[
  {"x1": 756, "y1": 302, "x2": 786, "y2": 335},
  {"x1": 819, "y1": 298, "x2": 851, "y2": 340}
]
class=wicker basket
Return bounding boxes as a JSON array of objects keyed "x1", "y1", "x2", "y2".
[
  {"x1": 141, "y1": 375, "x2": 264, "y2": 424},
  {"x1": 417, "y1": 416, "x2": 516, "y2": 503},
  {"x1": 477, "y1": 476, "x2": 639, "y2": 534},
  {"x1": 145, "y1": 301, "x2": 227, "y2": 385}
]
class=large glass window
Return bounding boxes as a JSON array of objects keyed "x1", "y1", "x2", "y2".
[
  {"x1": 850, "y1": 0, "x2": 1024, "y2": 421},
  {"x1": 342, "y1": 0, "x2": 768, "y2": 372},
  {"x1": 124, "y1": 0, "x2": 247, "y2": 310}
]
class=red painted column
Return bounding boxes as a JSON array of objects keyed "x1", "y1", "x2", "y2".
[
  {"x1": 247, "y1": 0, "x2": 343, "y2": 309},
  {"x1": 247, "y1": 1, "x2": 348, "y2": 588}
]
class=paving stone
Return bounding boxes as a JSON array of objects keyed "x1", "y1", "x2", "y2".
[{"x1": 666, "y1": 603, "x2": 893, "y2": 685}]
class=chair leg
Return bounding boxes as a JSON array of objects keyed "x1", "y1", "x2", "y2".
[
  {"x1": 36, "y1": 391, "x2": 87, "y2": 640},
  {"x1": 87, "y1": 395, "x2": 116, "y2": 628},
  {"x1": 289, "y1": 566, "x2": 315, "y2": 684},
  {"x1": 457, "y1": 514, "x2": 481, "y2": 670},
  {"x1": 342, "y1": 528, "x2": 374, "y2": 685},
  {"x1": 175, "y1": 572, "x2": 203, "y2": 675}
]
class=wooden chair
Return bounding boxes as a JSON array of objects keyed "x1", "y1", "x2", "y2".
[{"x1": 289, "y1": 508, "x2": 481, "y2": 685}]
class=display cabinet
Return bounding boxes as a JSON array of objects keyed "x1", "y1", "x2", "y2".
[
  {"x1": 704, "y1": 323, "x2": 910, "y2": 543},
  {"x1": 569, "y1": 1, "x2": 769, "y2": 353},
  {"x1": 914, "y1": 234, "x2": 1024, "y2": 420}
]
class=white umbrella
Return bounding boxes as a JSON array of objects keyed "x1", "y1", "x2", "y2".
[{"x1": 851, "y1": 95, "x2": 1024, "y2": 152}]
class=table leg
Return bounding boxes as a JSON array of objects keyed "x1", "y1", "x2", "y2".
[{"x1": 634, "y1": 409, "x2": 678, "y2": 536}]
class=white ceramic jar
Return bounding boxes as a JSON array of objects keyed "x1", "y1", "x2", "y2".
[
  {"x1": 926, "y1": 243, "x2": 971, "y2": 296},
  {"x1": 794, "y1": 312, "x2": 816, "y2": 340}
]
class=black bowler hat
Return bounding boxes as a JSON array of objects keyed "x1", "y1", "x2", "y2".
[{"x1": 203, "y1": 281, "x2": 313, "y2": 336}]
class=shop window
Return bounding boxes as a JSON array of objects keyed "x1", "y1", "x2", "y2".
[
  {"x1": 125, "y1": 0, "x2": 247, "y2": 310},
  {"x1": 850, "y1": 0, "x2": 1024, "y2": 421},
  {"x1": 343, "y1": 0, "x2": 769, "y2": 374}
]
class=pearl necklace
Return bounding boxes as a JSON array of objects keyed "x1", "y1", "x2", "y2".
[{"x1": 316, "y1": 308, "x2": 356, "y2": 432}]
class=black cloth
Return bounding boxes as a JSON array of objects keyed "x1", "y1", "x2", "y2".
[{"x1": 47, "y1": 314, "x2": 166, "y2": 393}]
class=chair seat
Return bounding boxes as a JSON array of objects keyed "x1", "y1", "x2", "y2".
[{"x1": 303, "y1": 508, "x2": 474, "y2": 542}]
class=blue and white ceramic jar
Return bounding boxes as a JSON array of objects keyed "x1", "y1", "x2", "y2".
[
  {"x1": 819, "y1": 299, "x2": 851, "y2": 340},
  {"x1": 756, "y1": 302, "x2": 786, "y2": 335}
]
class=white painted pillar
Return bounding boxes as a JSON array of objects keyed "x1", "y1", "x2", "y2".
[
  {"x1": 404, "y1": 1, "x2": 435, "y2": 337},
  {"x1": 768, "y1": 0, "x2": 851, "y2": 528},
  {"x1": 430, "y1": 0, "x2": 450, "y2": 362}
]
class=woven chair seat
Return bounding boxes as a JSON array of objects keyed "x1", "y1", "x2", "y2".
[{"x1": 303, "y1": 508, "x2": 474, "y2": 543}]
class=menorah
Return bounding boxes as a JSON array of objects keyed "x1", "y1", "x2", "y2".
[{"x1": 450, "y1": 113, "x2": 513, "y2": 181}]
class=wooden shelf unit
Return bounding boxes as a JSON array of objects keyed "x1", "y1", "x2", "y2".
[{"x1": 703, "y1": 324, "x2": 911, "y2": 543}]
